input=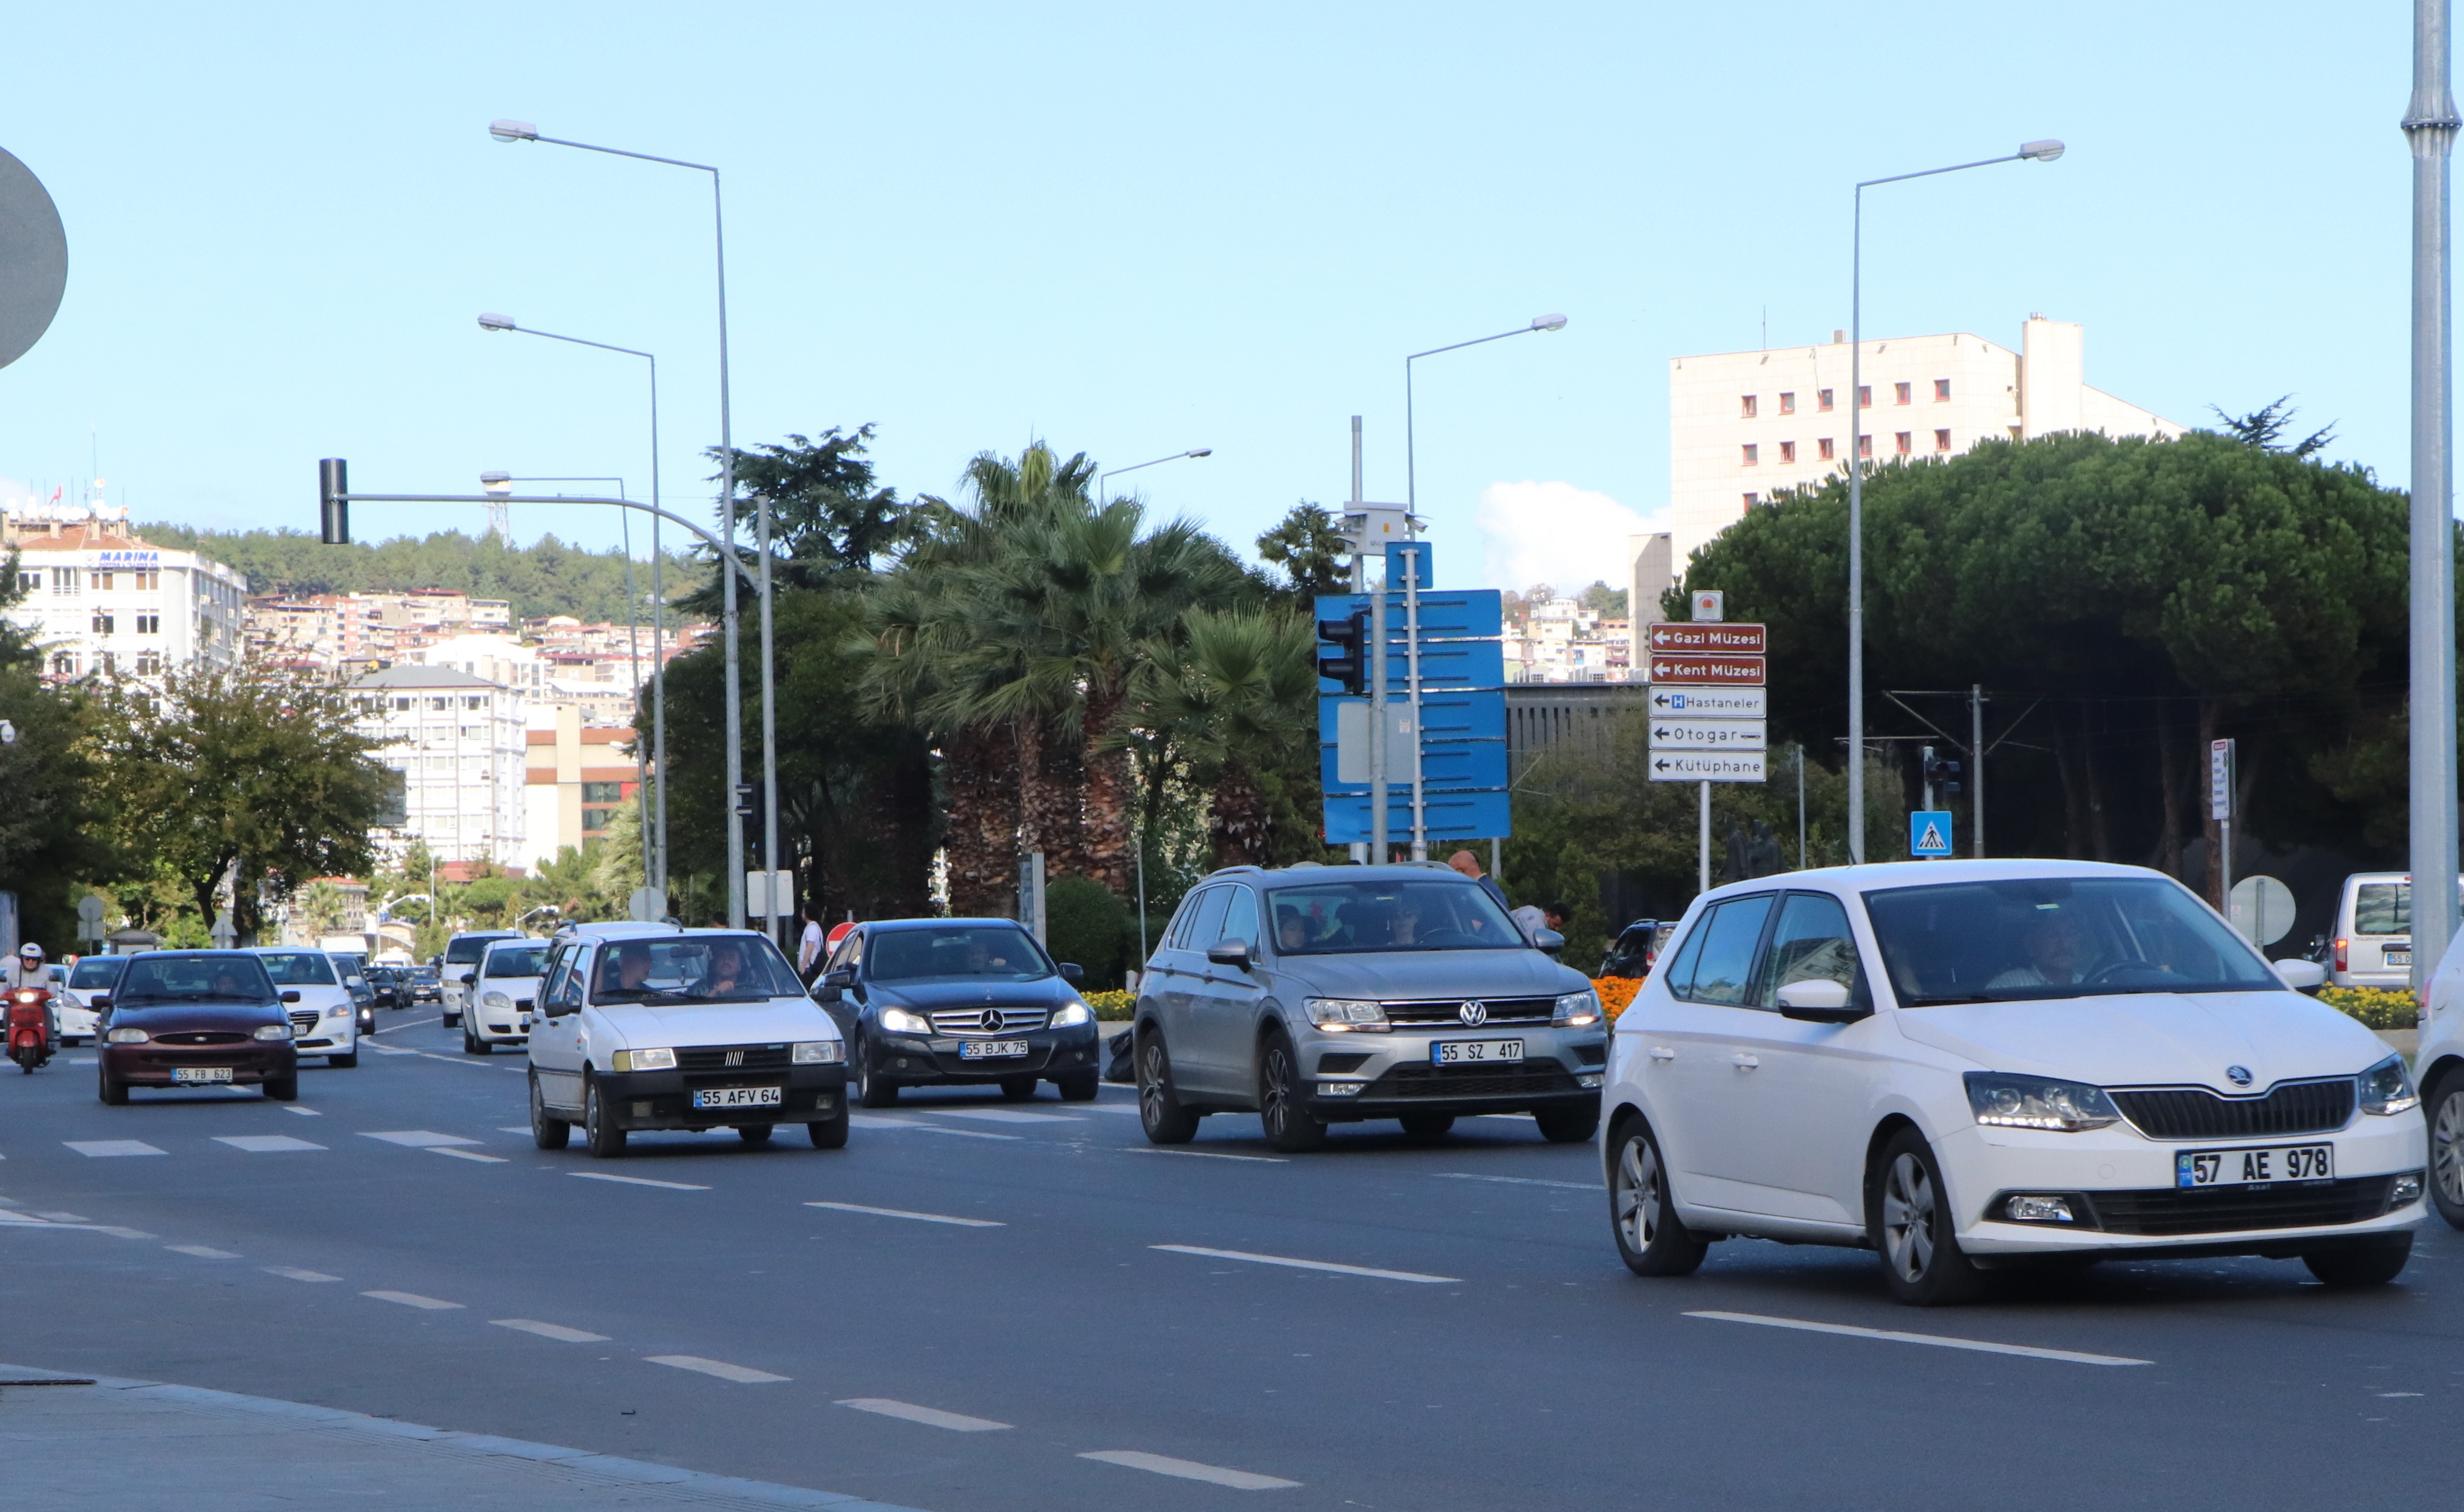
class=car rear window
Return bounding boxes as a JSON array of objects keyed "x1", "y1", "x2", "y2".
[
  {"x1": 446, "y1": 935, "x2": 511, "y2": 965},
  {"x1": 255, "y1": 952, "x2": 339, "y2": 986},
  {"x1": 485, "y1": 944, "x2": 549, "y2": 978},
  {"x1": 69, "y1": 957, "x2": 127, "y2": 989},
  {"x1": 2353, "y1": 883, "x2": 2408, "y2": 936},
  {"x1": 117, "y1": 955, "x2": 279, "y2": 1007}
]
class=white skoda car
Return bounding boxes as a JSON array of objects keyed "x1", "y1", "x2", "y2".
[
  {"x1": 243, "y1": 948, "x2": 360, "y2": 1068},
  {"x1": 1602, "y1": 859, "x2": 2425, "y2": 1305}
]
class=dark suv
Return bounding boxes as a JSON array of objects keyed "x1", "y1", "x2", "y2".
[
  {"x1": 817, "y1": 919, "x2": 1103, "y2": 1105},
  {"x1": 1133, "y1": 863, "x2": 1608, "y2": 1153}
]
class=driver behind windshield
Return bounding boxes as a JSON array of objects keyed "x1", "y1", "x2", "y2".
[
  {"x1": 692, "y1": 942, "x2": 746, "y2": 999},
  {"x1": 1987, "y1": 909, "x2": 2092, "y2": 990}
]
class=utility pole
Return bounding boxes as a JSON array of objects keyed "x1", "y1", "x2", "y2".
[
  {"x1": 1363, "y1": 417, "x2": 1387, "y2": 864},
  {"x1": 1969, "y1": 683, "x2": 1986, "y2": 858},
  {"x1": 2409, "y1": 0, "x2": 2461, "y2": 991}
]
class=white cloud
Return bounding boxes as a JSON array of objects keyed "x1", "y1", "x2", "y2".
[{"x1": 1474, "y1": 480, "x2": 1669, "y2": 598}]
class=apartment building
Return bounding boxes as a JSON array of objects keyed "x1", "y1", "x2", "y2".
[
  {"x1": 522, "y1": 706, "x2": 642, "y2": 872},
  {"x1": 4, "y1": 506, "x2": 246, "y2": 679},
  {"x1": 351, "y1": 665, "x2": 528, "y2": 865}
]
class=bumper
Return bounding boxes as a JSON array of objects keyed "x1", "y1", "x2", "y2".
[
  {"x1": 472, "y1": 1004, "x2": 533, "y2": 1043},
  {"x1": 1305, "y1": 1026, "x2": 1608, "y2": 1118},
  {"x1": 1942, "y1": 1115, "x2": 2429, "y2": 1256},
  {"x1": 102, "y1": 1043, "x2": 296, "y2": 1086},
  {"x1": 597, "y1": 1065, "x2": 849, "y2": 1130},
  {"x1": 872, "y1": 1026, "x2": 1102, "y2": 1085}
]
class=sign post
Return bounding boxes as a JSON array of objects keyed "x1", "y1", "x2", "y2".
[
  {"x1": 2209, "y1": 738, "x2": 2236, "y2": 909},
  {"x1": 1648, "y1": 609, "x2": 1767, "y2": 893}
]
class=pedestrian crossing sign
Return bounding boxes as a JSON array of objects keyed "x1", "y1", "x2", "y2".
[{"x1": 1909, "y1": 810, "x2": 1953, "y2": 859}]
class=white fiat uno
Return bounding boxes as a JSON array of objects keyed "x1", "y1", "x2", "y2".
[{"x1": 1602, "y1": 860, "x2": 2426, "y2": 1304}]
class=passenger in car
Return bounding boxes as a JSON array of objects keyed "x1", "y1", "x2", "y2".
[
  {"x1": 602, "y1": 943, "x2": 654, "y2": 996},
  {"x1": 1277, "y1": 910, "x2": 1311, "y2": 952},
  {"x1": 1987, "y1": 910, "x2": 2091, "y2": 990}
]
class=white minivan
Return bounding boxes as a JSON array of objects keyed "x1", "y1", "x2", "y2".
[
  {"x1": 465, "y1": 937, "x2": 550, "y2": 1054},
  {"x1": 2411, "y1": 931, "x2": 2464, "y2": 1232},
  {"x1": 2327, "y1": 872, "x2": 2464, "y2": 989}
]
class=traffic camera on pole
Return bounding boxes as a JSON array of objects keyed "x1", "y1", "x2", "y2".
[{"x1": 1317, "y1": 609, "x2": 1369, "y2": 696}]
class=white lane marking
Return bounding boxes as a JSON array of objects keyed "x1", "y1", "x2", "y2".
[
  {"x1": 393, "y1": 1015, "x2": 443, "y2": 1029},
  {"x1": 924, "y1": 1108, "x2": 1081, "y2": 1124},
  {"x1": 570, "y1": 1172, "x2": 709, "y2": 1191},
  {"x1": 282, "y1": 1106, "x2": 322, "y2": 1117},
  {"x1": 837, "y1": 1398, "x2": 1011, "y2": 1432},
  {"x1": 363, "y1": 1290, "x2": 464, "y2": 1311},
  {"x1": 493, "y1": 1318, "x2": 610, "y2": 1343},
  {"x1": 34, "y1": 1211, "x2": 87, "y2": 1221},
  {"x1": 806, "y1": 1201, "x2": 1002, "y2": 1228},
  {"x1": 97, "y1": 1226, "x2": 155, "y2": 1239},
  {"x1": 364, "y1": 1044, "x2": 418, "y2": 1057},
  {"x1": 64, "y1": 1140, "x2": 166, "y2": 1158},
  {"x1": 1079, "y1": 1450, "x2": 1300, "y2": 1490},
  {"x1": 68, "y1": 1057, "x2": 96, "y2": 1066},
  {"x1": 361, "y1": 1130, "x2": 481, "y2": 1148},
  {"x1": 847, "y1": 1115, "x2": 1018, "y2": 1141},
  {"x1": 1081, "y1": 1104, "x2": 1143, "y2": 1115},
  {"x1": 431, "y1": 1148, "x2": 509, "y2": 1164},
  {"x1": 1436, "y1": 1172, "x2": 1597, "y2": 1190},
  {"x1": 645, "y1": 1355, "x2": 788, "y2": 1383},
  {"x1": 1127, "y1": 1147, "x2": 1287, "y2": 1164},
  {"x1": 1152, "y1": 1245, "x2": 1459, "y2": 1284},
  {"x1": 263, "y1": 1267, "x2": 341, "y2": 1282},
  {"x1": 214, "y1": 1135, "x2": 326, "y2": 1154},
  {"x1": 166, "y1": 1245, "x2": 241, "y2": 1259},
  {"x1": 1684, "y1": 1311, "x2": 2153, "y2": 1366},
  {"x1": 498, "y1": 1127, "x2": 530, "y2": 1135},
  {"x1": 368, "y1": 1043, "x2": 522, "y2": 1071}
]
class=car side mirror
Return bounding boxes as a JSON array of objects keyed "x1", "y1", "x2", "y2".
[
  {"x1": 88, "y1": 994, "x2": 109, "y2": 1011},
  {"x1": 1531, "y1": 928, "x2": 1566, "y2": 956},
  {"x1": 1776, "y1": 978, "x2": 1865, "y2": 1022},
  {"x1": 2272, "y1": 958, "x2": 2328, "y2": 995},
  {"x1": 280, "y1": 990, "x2": 302, "y2": 1004},
  {"x1": 1206, "y1": 940, "x2": 1253, "y2": 970},
  {"x1": 823, "y1": 967, "x2": 856, "y2": 989},
  {"x1": 1060, "y1": 962, "x2": 1084, "y2": 982}
]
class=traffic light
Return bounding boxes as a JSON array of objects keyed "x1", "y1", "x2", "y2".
[
  {"x1": 319, "y1": 459, "x2": 350, "y2": 545},
  {"x1": 1922, "y1": 747, "x2": 1963, "y2": 800},
  {"x1": 1317, "y1": 609, "x2": 1368, "y2": 695}
]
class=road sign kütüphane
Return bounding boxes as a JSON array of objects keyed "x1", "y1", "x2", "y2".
[{"x1": 1649, "y1": 751, "x2": 1767, "y2": 782}]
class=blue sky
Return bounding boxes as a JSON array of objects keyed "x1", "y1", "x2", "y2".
[{"x1": 0, "y1": 1, "x2": 2425, "y2": 595}]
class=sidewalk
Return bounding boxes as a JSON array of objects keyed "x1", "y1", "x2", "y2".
[{"x1": 0, "y1": 1364, "x2": 928, "y2": 1511}]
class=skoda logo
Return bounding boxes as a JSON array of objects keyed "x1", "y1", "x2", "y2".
[
  {"x1": 1458, "y1": 1001, "x2": 1488, "y2": 1027},
  {"x1": 2226, "y1": 1064, "x2": 2254, "y2": 1088},
  {"x1": 981, "y1": 1008, "x2": 1004, "y2": 1033}
]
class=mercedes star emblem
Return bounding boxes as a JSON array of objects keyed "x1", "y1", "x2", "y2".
[
  {"x1": 2225, "y1": 1064, "x2": 2254, "y2": 1088},
  {"x1": 1458, "y1": 1001, "x2": 1488, "y2": 1027},
  {"x1": 981, "y1": 1007, "x2": 1004, "y2": 1033}
]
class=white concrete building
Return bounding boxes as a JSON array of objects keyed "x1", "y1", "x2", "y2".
[
  {"x1": 1667, "y1": 315, "x2": 2183, "y2": 566},
  {"x1": 352, "y1": 665, "x2": 528, "y2": 866},
  {"x1": 3, "y1": 507, "x2": 246, "y2": 680},
  {"x1": 522, "y1": 705, "x2": 642, "y2": 873}
]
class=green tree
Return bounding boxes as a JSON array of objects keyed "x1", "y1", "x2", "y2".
[
  {"x1": 1256, "y1": 502, "x2": 1353, "y2": 602},
  {"x1": 1127, "y1": 607, "x2": 1323, "y2": 868}
]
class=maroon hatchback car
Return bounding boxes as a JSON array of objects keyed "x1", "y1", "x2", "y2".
[{"x1": 96, "y1": 952, "x2": 301, "y2": 1104}]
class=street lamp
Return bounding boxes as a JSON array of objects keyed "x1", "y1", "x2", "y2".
[
  {"x1": 491, "y1": 118, "x2": 775, "y2": 937},
  {"x1": 1097, "y1": 447, "x2": 1212, "y2": 503},
  {"x1": 1405, "y1": 314, "x2": 1568, "y2": 517},
  {"x1": 1843, "y1": 142, "x2": 2061, "y2": 864},
  {"x1": 475, "y1": 312, "x2": 672, "y2": 907},
  {"x1": 518, "y1": 904, "x2": 561, "y2": 927}
]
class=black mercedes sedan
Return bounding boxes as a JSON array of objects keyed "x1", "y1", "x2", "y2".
[{"x1": 816, "y1": 919, "x2": 1102, "y2": 1105}]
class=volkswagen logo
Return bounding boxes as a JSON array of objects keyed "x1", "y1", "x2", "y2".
[
  {"x1": 980, "y1": 1008, "x2": 1004, "y2": 1034},
  {"x1": 2226, "y1": 1064, "x2": 2253, "y2": 1088},
  {"x1": 1458, "y1": 1001, "x2": 1488, "y2": 1027}
]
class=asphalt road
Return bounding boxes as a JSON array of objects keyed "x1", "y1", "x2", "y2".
[{"x1": 4, "y1": 1010, "x2": 2461, "y2": 1510}]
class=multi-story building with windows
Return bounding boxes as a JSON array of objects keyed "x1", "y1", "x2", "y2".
[
  {"x1": 1667, "y1": 314, "x2": 2183, "y2": 566},
  {"x1": 3, "y1": 506, "x2": 246, "y2": 679},
  {"x1": 523, "y1": 706, "x2": 641, "y2": 872},
  {"x1": 351, "y1": 665, "x2": 528, "y2": 865}
]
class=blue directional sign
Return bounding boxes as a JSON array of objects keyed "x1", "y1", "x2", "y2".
[
  {"x1": 1909, "y1": 810, "x2": 1954, "y2": 859},
  {"x1": 1321, "y1": 788, "x2": 1512, "y2": 845}
]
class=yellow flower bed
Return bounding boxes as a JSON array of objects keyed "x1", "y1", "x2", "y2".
[
  {"x1": 1083, "y1": 988, "x2": 1136, "y2": 1021},
  {"x1": 2316, "y1": 985, "x2": 2419, "y2": 1031},
  {"x1": 1592, "y1": 977, "x2": 1642, "y2": 1022}
]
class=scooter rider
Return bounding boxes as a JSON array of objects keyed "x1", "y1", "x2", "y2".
[{"x1": 4, "y1": 943, "x2": 59, "y2": 1045}]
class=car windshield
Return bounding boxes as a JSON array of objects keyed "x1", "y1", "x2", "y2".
[
  {"x1": 1863, "y1": 877, "x2": 2279, "y2": 1005},
  {"x1": 485, "y1": 944, "x2": 549, "y2": 978},
  {"x1": 69, "y1": 958, "x2": 126, "y2": 989},
  {"x1": 590, "y1": 936, "x2": 803, "y2": 1004},
  {"x1": 116, "y1": 955, "x2": 279, "y2": 1007},
  {"x1": 410, "y1": 967, "x2": 438, "y2": 982},
  {"x1": 864, "y1": 926, "x2": 1053, "y2": 983},
  {"x1": 254, "y1": 952, "x2": 339, "y2": 986},
  {"x1": 446, "y1": 935, "x2": 508, "y2": 965},
  {"x1": 1267, "y1": 879, "x2": 1524, "y2": 954}
]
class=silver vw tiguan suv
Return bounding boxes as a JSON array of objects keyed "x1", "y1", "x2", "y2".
[{"x1": 1133, "y1": 863, "x2": 1607, "y2": 1152}]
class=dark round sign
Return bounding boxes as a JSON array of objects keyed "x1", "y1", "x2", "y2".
[{"x1": 0, "y1": 147, "x2": 68, "y2": 371}]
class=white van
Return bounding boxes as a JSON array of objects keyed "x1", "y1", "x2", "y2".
[
  {"x1": 465, "y1": 937, "x2": 549, "y2": 1054},
  {"x1": 2329, "y1": 873, "x2": 2464, "y2": 989}
]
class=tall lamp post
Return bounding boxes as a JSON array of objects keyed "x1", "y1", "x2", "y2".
[
  {"x1": 490, "y1": 119, "x2": 774, "y2": 936},
  {"x1": 2410, "y1": 0, "x2": 2461, "y2": 987},
  {"x1": 1844, "y1": 143, "x2": 2063, "y2": 863},
  {"x1": 476, "y1": 313, "x2": 671, "y2": 908},
  {"x1": 1093, "y1": 444, "x2": 1213, "y2": 980}
]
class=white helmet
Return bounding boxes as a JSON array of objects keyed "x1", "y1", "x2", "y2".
[{"x1": 16, "y1": 943, "x2": 41, "y2": 963}]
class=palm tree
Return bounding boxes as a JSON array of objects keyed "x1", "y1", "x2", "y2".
[{"x1": 1130, "y1": 607, "x2": 1320, "y2": 867}]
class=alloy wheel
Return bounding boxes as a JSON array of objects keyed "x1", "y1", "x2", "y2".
[
  {"x1": 1139, "y1": 1041, "x2": 1169, "y2": 1126},
  {"x1": 1881, "y1": 1152, "x2": 1936, "y2": 1283},
  {"x1": 1261, "y1": 1046, "x2": 1294, "y2": 1137},
  {"x1": 2435, "y1": 1086, "x2": 2464, "y2": 1207},
  {"x1": 1615, "y1": 1136, "x2": 1662, "y2": 1252}
]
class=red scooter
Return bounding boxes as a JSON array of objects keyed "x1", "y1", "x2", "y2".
[{"x1": 7, "y1": 986, "x2": 55, "y2": 1073}]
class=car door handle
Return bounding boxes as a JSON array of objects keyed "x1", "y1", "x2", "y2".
[
  {"x1": 1647, "y1": 1046, "x2": 1676, "y2": 1061},
  {"x1": 1730, "y1": 1052, "x2": 1759, "y2": 1070}
]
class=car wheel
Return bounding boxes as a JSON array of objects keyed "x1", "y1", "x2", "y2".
[
  {"x1": 98, "y1": 1068, "x2": 128, "y2": 1106},
  {"x1": 1258, "y1": 1032, "x2": 1326, "y2": 1154},
  {"x1": 1399, "y1": 1112, "x2": 1456, "y2": 1143},
  {"x1": 1869, "y1": 1127, "x2": 1985, "y2": 1306},
  {"x1": 808, "y1": 1109, "x2": 850, "y2": 1149},
  {"x1": 737, "y1": 1123, "x2": 775, "y2": 1144},
  {"x1": 328, "y1": 1051, "x2": 358, "y2": 1069},
  {"x1": 998, "y1": 1075, "x2": 1038, "y2": 1101},
  {"x1": 530, "y1": 1073, "x2": 570, "y2": 1151},
  {"x1": 1608, "y1": 1117, "x2": 1707, "y2": 1277},
  {"x1": 443, "y1": 1010, "x2": 460, "y2": 1028},
  {"x1": 583, "y1": 1076, "x2": 626, "y2": 1158},
  {"x1": 2303, "y1": 1234, "x2": 2413, "y2": 1288},
  {"x1": 1054, "y1": 1070, "x2": 1099, "y2": 1102},
  {"x1": 1534, "y1": 1105, "x2": 1600, "y2": 1143},
  {"x1": 1138, "y1": 1031, "x2": 1201, "y2": 1145},
  {"x1": 263, "y1": 1073, "x2": 299, "y2": 1102},
  {"x1": 855, "y1": 1036, "x2": 899, "y2": 1108},
  {"x1": 2428, "y1": 1070, "x2": 2464, "y2": 1231}
]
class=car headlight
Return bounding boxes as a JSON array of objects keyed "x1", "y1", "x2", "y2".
[
  {"x1": 482, "y1": 991, "x2": 512, "y2": 1010},
  {"x1": 1963, "y1": 1072, "x2": 2122, "y2": 1132},
  {"x1": 2358, "y1": 1053, "x2": 2421, "y2": 1116},
  {"x1": 253, "y1": 1024, "x2": 292, "y2": 1042},
  {"x1": 1050, "y1": 1002, "x2": 1092, "y2": 1029},
  {"x1": 1553, "y1": 989, "x2": 1601, "y2": 1027},
  {"x1": 613, "y1": 1047, "x2": 676, "y2": 1073},
  {"x1": 879, "y1": 1007, "x2": 933, "y2": 1036},
  {"x1": 106, "y1": 1027, "x2": 151, "y2": 1045},
  {"x1": 1305, "y1": 997, "x2": 1388, "y2": 1033},
  {"x1": 792, "y1": 1040, "x2": 845, "y2": 1064}
]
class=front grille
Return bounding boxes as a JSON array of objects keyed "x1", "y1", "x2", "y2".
[
  {"x1": 929, "y1": 1008, "x2": 1051, "y2": 1037},
  {"x1": 2078, "y1": 1176, "x2": 2398, "y2": 1236},
  {"x1": 1381, "y1": 997, "x2": 1556, "y2": 1027},
  {"x1": 153, "y1": 1031, "x2": 247, "y2": 1047},
  {"x1": 2110, "y1": 1079, "x2": 2355, "y2": 1141},
  {"x1": 288, "y1": 1011, "x2": 318, "y2": 1035},
  {"x1": 1367, "y1": 1062, "x2": 1582, "y2": 1099},
  {"x1": 675, "y1": 1044, "x2": 791, "y2": 1073}
]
